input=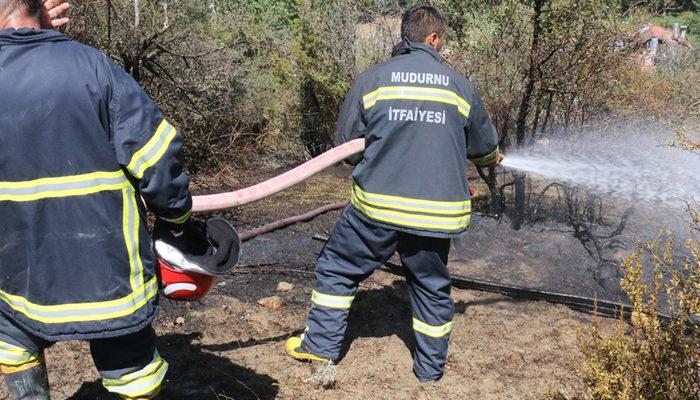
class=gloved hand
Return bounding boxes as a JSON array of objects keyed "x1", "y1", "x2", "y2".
[{"x1": 153, "y1": 217, "x2": 241, "y2": 276}]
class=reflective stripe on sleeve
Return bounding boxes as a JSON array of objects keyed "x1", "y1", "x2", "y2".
[
  {"x1": 469, "y1": 146, "x2": 501, "y2": 167},
  {"x1": 159, "y1": 209, "x2": 192, "y2": 224},
  {"x1": 0, "y1": 341, "x2": 39, "y2": 366},
  {"x1": 0, "y1": 171, "x2": 129, "y2": 202},
  {"x1": 412, "y1": 317, "x2": 453, "y2": 338},
  {"x1": 126, "y1": 119, "x2": 178, "y2": 179},
  {"x1": 311, "y1": 290, "x2": 354, "y2": 309},
  {"x1": 362, "y1": 86, "x2": 471, "y2": 117},
  {"x1": 102, "y1": 350, "x2": 168, "y2": 398}
]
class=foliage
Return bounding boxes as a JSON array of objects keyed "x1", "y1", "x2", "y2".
[
  {"x1": 651, "y1": 10, "x2": 700, "y2": 43},
  {"x1": 66, "y1": 0, "x2": 302, "y2": 173},
  {"x1": 573, "y1": 236, "x2": 700, "y2": 400},
  {"x1": 620, "y1": 0, "x2": 700, "y2": 14},
  {"x1": 64, "y1": 1, "x2": 699, "y2": 178},
  {"x1": 608, "y1": 66, "x2": 700, "y2": 121},
  {"x1": 294, "y1": 0, "x2": 359, "y2": 156}
]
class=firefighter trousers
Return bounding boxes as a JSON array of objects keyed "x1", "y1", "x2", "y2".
[
  {"x1": 302, "y1": 206, "x2": 454, "y2": 381},
  {"x1": 0, "y1": 317, "x2": 166, "y2": 399}
]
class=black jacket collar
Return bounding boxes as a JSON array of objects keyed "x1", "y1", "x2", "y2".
[
  {"x1": 391, "y1": 40, "x2": 444, "y2": 63},
  {"x1": 0, "y1": 28, "x2": 68, "y2": 45}
]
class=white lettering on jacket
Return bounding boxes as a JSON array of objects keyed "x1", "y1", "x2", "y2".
[
  {"x1": 391, "y1": 72, "x2": 450, "y2": 87},
  {"x1": 388, "y1": 107, "x2": 447, "y2": 125}
]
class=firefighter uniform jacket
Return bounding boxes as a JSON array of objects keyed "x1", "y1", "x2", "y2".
[
  {"x1": 0, "y1": 29, "x2": 192, "y2": 340},
  {"x1": 335, "y1": 40, "x2": 500, "y2": 238}
]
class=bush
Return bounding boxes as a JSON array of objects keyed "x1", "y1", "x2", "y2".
[{"x1": 574, "y1": 236, "x2": 700, "y2": 400}]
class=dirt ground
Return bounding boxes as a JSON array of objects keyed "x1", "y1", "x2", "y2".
[{"x1": 0, "y1": 167, "x2": 619, "y2": 399}]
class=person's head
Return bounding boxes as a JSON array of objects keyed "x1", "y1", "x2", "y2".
[
  {"x1": 400, "y1": 4, "x2": 447, "y2": 51},
  {"x1": 0, "y1": 0, "x2": 43, "y2": 29}
]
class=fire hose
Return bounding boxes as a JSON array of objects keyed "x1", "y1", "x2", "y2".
[
  {"x1": 192, "y1": 139, "x2": 365, "y2": 212},
  {"x1": 190, "y1": 139, "x2": 655, "y2": 321}
]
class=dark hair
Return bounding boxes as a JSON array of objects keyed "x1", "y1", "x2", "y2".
[
  {"x1": 400, "y1": 5, "x2": 447, "y2": 43},
  {"x1": 0, "y1": 0, "x2": 43, "y2": 17}
]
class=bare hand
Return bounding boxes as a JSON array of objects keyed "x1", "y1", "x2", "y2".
[
  {"x1": 42, "y1": 0, "x2": 71, "y2": 29},
  {"x1": 494, "y1": 153, "x2": 505, "y2": 167}
]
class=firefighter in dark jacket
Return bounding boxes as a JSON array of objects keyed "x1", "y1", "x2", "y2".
[
  {"x1": 286, "y1": 5, "x2": 503, "y2": 382},
  {"x1": 0, "y1": 1, "x2": 191, "y2": 398}
]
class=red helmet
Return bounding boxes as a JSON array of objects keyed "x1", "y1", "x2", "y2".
[
  {"x1": 154, "y1": 217, "x2": 241, "y2": 301},
  {"x1": 157, "y1": 258, "x2": 216, "y2": 300}
]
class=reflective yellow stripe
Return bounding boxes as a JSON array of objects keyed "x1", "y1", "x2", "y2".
[
  {"x1": 469, "y1": 146, "x2": 501, "y2": 167},
  {"x1": 126, "y1": 119, "x2": 177, "y2": 179},
  {"x1": 0, "y1": 341, "x2": 38, "y2": 366},
  {"x1": 122, "y1": 188, "x2": 145, "y2": 290},
  {"x1": 103, "y1": 351, "x2": 168, "y2": 398},
  {"x1": 159, "y1": 209, "x2": 192, "y2": 224},
  {"x1": 352, "y1": 198, "x2": 470, "y2": 231},
  {"x1": 412, "y1": 318, "x2": 453, "y2": 338},
  {"x1": 0, "y1": 169, "x2": 152, "y2": 325},
  {"x1": 353, "y1": 185, "x2": 470, "y2": 215},
  {"x1": 311, "y1": 290, "x2": 354, "y2": 309},
  {"x1": 1, "y1": 359, "x2": 43, "y2": 373},
  {"x1": 0, "y1": 277, "x2": 158, "y2": 324},
  {"x1": 0, "y1": 171, "x2": 129, "y2": 202},
  {"x1": 351, "y1": 185, "x2": 471, "y2": 231},
  {"x1": 362, "y1": 86, "x2": 471, "y2": 117}
]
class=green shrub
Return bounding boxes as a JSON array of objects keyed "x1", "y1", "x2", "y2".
[{"x1": 574, "y1": 236, "x2": 700, "y2": 400}]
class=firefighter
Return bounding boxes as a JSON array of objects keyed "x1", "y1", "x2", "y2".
[
  {"x1": 0, "y1": 1, "x2": 197, "y2": 398},
  {"x1": 285, "y1": 5, "x2": 503, "y2": 382}
]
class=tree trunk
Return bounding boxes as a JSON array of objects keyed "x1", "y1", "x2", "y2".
[
  {"x1": 512, "y1": 0, "x2": 545, "y2": 229},
  {"x1": 515, "y1": 0, "x2": 544, "y2": 147},
  {"x1": 300, "y1": 79, "x2": 325, "y2": 157},
  {"x1": 540, "y1": 91, "x2": 554, "y2": 134},
  {"x1": 134, "y1": 0, "x2": 140, "y2": 28},
  {"x1": 163, "y1": 1, "x2": 169, "y2": 30}
]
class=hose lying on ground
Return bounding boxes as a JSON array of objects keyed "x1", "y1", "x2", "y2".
[
  {"x1": 381, "y1": 262, "x2": 647, "y2": 320},
  {"x1": 239, "y1": 201, "x2": 348, "y2": 242},
  {"x1": 192, "y1": 139, "x2": 365, "y2": 212}
]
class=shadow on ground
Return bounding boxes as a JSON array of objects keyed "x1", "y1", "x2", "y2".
[
  {"x1": 337, "y1": 279, "x2": 479, "y2": 362},
  {"x1": 67, "y1": 333, "x2": 279, "y2": 400},
  {"x1": 202, "y1": 279, "x2": 525, "y2": 367}
]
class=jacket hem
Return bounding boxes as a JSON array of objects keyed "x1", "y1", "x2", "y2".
[
  {"x1": 348, "y1": 205, "x2": 467, "y2": 239},
  {"x1": 0, "y1": 303, "x2": 159, "y2": 342}
]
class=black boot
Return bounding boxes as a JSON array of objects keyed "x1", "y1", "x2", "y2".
[{"x1": 4, "y1": 363, "x2": 50, "y2": 400}]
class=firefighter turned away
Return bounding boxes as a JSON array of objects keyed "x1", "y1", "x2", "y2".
[
  {"x1": 285, "y1": 4, "x2": 502, "y2": 382},
  {"x1": 0, "y1": 0, "x2": 238, "y2": 398}
]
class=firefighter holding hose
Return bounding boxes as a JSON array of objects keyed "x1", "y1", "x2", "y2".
[
  {"x1": 286, "y1": 5, "x2": 502, "y2": 382},
  {"x1": 0, "y1": 1, "x2": 240, "y2": 398}
]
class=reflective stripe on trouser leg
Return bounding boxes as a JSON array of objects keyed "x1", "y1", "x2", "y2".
[
  {"x1": 101, "y1": 350, "x2": 168, "y2": 399},
  {"x1": 411, "y1": 315, "x2": 453, "y2": 380},
  {"x1": 0, "y1": 340, "x2": 40, "y2": 367},
  {"x1": 398, "y1": 233, "x2": 454, "y2": 381},
  {"x1": 302, "y1": 206, "x2": 399, "y2": 361}
]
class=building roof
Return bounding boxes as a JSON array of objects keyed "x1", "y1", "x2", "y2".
[{"x1": 638, "y1": 24, "x2": 693, "y2": 48}]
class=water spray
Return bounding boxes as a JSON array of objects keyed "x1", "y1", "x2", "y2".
[{"x1": 499, "y1": 131, "x2": 700, "y2": 206}]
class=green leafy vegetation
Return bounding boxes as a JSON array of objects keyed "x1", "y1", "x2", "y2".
[
  {"x1": 65, "y1": 1, "x2": 699, "y2": 176},
  {"x1": 651, "y1": 10, "x2": 700, "y2": 44}
]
